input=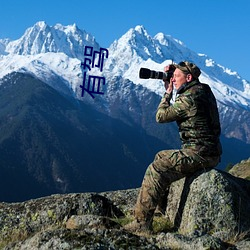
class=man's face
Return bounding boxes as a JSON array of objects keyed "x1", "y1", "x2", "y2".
[{"x1": 172, "y1": 68, "x2": 188, "y2": 90}]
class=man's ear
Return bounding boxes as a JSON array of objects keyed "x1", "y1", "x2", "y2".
[{"x1": 186, "y1": 74, "x2": 193, "y2": 82}]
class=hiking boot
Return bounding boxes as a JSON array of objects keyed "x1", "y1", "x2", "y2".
[{"x1": 124, "y1": 219, "x2": 152, "y2": 234}]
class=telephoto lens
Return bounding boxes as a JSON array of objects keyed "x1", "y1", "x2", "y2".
[
  {"x1": 139, "y1": 68, "x2": 167, "y2": 80},
  {"x1": 139, "y1": 65, "x2": 175, "y2": 82}
]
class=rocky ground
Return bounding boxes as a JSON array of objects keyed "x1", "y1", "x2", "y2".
[
  {"x1": 229, "y1": 158, "x2": 250, "y2": 180},
  {"x1": 0, "y1": 168, "x2": 250, "y2": 249}
]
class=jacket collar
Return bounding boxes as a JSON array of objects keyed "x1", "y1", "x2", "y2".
[{"x1": 176, "y1": 79, "x2": 200, "y2": 95}]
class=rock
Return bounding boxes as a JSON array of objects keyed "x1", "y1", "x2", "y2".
[
  {"x1": 4, "y1": 228, "x2": 161, "y2": 250},
  {"x1": 65, "y1": 214, "x2": 120, "y2": 230},
  {"x1": 1, "y1": 168, "x2": 250, "y2": 249},
  {"x1": 0, "y1": 193, "x2": 124, "y2": 248},
  {"x1": 235, "y1": 240, "x2": 250, "y2": 250},
  {"x1": 165, "y1": 169, "x2": 250, "y2": 241},
  {"x1": 156, "y1": 232, "x2": 228, "y2": 250},
  {"x1": 101, "y1": 188, "x2": 139, "y2": 215},
  {"x1": 229, "y1": 158, "x2": 250, "y2": 180}
]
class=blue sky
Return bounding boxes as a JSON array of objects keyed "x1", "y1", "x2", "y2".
[{"x1": 1, "y1": 0, "x2": 250, "y2": 81}]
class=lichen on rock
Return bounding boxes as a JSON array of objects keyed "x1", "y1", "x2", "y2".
[
  {"x1": 1, "y1": 168, "x2": 250, "y2": 249},
  {"x1": 166, "y1": 169, "x2": 250, "y2": 241}
]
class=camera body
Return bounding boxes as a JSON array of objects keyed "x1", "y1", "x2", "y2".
[{"x1": 139, "y1": 65, "x2": 176, "y2": 82}]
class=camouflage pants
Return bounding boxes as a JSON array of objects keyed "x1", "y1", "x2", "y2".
[{"x1": 134, "y1": 149, "x2": 220, "y2": 223}]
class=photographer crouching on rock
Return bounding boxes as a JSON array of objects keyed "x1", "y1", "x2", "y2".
[{"x1": 124, "y1": 61, "x2": 222, "y2": 233}]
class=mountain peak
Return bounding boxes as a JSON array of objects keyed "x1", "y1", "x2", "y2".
[
  {"x1": 134, "y1": 25, "x2": 148, "y2": 34},
  {"x1": 5, "y1": 22, "x2": 99, "y2": 60},
  {"x1": 115, "y1": 25, "x2": 152, "y2": 46},
  {"x1": 154, "y1": 32, "x2": 184, "y2": 47},
  {"x1": 34, "y1": 21, "x2": 48, "y2": 29},
  {"x1": 54, "y1": 22, "x2": 80, "y2": 35}
]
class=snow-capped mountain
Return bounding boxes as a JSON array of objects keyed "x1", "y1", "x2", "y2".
[
  {"x1": 0, "y1": 22, "x2": 250, "y2": 144},
  {"x1": 104, "y1": 25, "x2": 250, "y2": 110},
  {"x1": 0, "y1": 21, "x2": 102, "y2": 95},
  {"x1": 1, "y1": 22, "x2": 249, "y2": 110},
  {"x1": 5, "y1": 21, "x2": 99, "y2": 59}
]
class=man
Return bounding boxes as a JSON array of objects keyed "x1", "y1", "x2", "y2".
[{"x1": 124, "y1": 61, "x2": 222, "y2": 233}]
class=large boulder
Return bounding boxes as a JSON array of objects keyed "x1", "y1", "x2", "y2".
[
  {"x1": 0, "y1": 193, "x2": 124, "y2": 248},
  {"x1": 165, "y1": 169, "x2": 250, "y2": 241}
]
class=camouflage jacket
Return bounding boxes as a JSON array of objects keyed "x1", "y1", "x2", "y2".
[{"x1": 156, "y1": 80, "x2": 222, "y2": 157}]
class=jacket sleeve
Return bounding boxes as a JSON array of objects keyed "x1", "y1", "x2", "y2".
[{"x1": 156, "y1": 93, "x2": 195, "y2": 123}]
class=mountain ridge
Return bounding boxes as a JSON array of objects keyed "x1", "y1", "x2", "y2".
[
  {"x1": 5, "y1": 21, "x2": 99, "y2": 60},
  {"x1": 0, "y1": 72, "x2": 170, "y2": 202},
  {"x1": 105, "y1": 25, "x2": 250, "y2": 110},
  {"x1": 1, "y1": 22, "x2": 249, "y2": 108}
]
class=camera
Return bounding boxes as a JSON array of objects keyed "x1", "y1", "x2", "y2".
[{"x1": 139, "y1": 64, "x2": 176, "y2": 82}]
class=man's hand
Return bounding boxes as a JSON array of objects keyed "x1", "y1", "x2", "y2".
[{"x1": 163, "y1": 65, "x2": 173, "y2": 94}]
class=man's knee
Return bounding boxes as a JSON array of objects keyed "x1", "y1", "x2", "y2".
[{"x1": 153, "y1": 150, "x2": 176, "y2": 170}]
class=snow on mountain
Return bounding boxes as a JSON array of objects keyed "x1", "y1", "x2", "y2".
[
  {"x1": 0, "y1": 53, "x2": 82, "y2": 95},
  {"x1": 0, "y1": 22, "x2": 250, "y2": 111},
  {"x1": 0, "y1": 39, "x2": 9, "y2": 55},
  {"x1": 5, "y1": 21, "x2": 99, "y2": 61},
  {"x1": 0, "y1": 21, "x2": 101, "y2": 96},
  {"x1": 104, "y1": 25, "x2": 250, "y2": 110}
]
